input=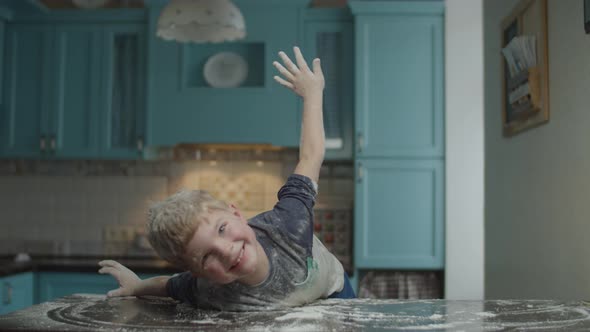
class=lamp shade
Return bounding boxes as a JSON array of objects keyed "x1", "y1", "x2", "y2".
[{"x1": 156, "y1": 0, "x2": 246, "y2": 43}]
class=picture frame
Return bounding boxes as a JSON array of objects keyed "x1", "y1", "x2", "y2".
[
  {"x1": 501, "y1": 0, "x2": 549, "y2": 137},
  {"x1": 585, "y1": 0, "x2": 590, "y2": 34}
]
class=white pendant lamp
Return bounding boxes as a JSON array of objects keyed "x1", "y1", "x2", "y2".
[{"x1": 156, "y1": 0, "x2": 246, "y2": 43}]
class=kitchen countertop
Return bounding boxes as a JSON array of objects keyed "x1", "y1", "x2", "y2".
[
  {"x1": 0, "y1": 256, "x2": 181, "y2": 276},
  {"x1": 1, "y1": 294, "x2": 590, "y2": 331}
]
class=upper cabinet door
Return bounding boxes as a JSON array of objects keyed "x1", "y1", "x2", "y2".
[
  {"x1": 99, "y1": 24, "x2": 146, "y2": 159},
  {"x1": 1, "y1": 20, "x2": 147, "y2": 160},
  {"x1": 51, "y1": 24, "x2": 101, "y2": 159},
  {"x1": 1, "y1": 24, "x2": 53, "y2": 158},
  {"x1": 353, "y1": 10, "x2": 444, "y2": 158},
  {"x1": 0, "y1": 19, "x2": 6, "y2": 105},
  {"x1": 304, "y1": 10, "x2": 354, "y2": 160}
]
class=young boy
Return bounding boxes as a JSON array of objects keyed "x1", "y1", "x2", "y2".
[{"x1": 98, "y1": 47, "x2": 355, "y2": 311}]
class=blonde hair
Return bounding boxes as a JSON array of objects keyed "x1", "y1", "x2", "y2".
[{"x1": 146, "y1": 190, "x2": 230, "y2": 268}]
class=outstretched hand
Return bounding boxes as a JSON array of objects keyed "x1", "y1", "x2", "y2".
[
  {"x1": 273, "y1": 46, "x2": 324, "y2": 99},
  {"x1": 98, "y1": 260, "x2": 141, "y2": 297}
]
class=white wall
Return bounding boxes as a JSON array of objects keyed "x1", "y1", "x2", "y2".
[
  {"x1": 445, "y1": 0, "x2": 485, "y2": 300},
  {"x1": 485, "y1": 0, "x2": 590, "y2": 299}
]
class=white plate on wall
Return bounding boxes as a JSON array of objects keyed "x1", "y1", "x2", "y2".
[{"x1": 203, "y1": 52, "x2": 248, "y2": 88}]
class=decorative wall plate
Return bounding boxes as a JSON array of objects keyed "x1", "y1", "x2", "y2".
[{"x1": 203, "y1": 52, "x2": 248, "y2": 88}]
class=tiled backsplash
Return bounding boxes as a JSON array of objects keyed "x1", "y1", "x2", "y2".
[{"x1": 0, "y1": 158, "x2": 353, "y2": 257}]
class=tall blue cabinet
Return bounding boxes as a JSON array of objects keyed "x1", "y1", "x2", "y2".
[{"x1": 350, "y1": 1, "x2": 445, "y2": 270}]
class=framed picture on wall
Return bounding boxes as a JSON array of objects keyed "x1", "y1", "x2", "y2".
[{"x1": 501, "y1": 0, "x2": 550, "y2": 137}]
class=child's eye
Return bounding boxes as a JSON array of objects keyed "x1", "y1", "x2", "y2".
[{"x1": 219, "y1": 224, "x2": 226, "y2": 234}]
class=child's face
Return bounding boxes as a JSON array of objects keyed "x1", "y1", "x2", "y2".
[{"x1": 183, "y1": 206, "x2": 265, "y2": 285}]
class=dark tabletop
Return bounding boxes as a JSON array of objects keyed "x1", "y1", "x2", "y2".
[
  {"x1": 1, "y1": 294, "x2": 590, "y2": 331},
  {"x1": 0, "y1": 256, "x2": 181, "y2": 276}
]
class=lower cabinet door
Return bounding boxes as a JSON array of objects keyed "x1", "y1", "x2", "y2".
[
  {"x1": 354, "y1": 159, "x2": 445, "y2": 269},
  {"x1": 36, "y1": 272, "x2": 160, "y2": 303},
  {"x1": 0, "y1": 272, "x2": 34, "y2": 315}
]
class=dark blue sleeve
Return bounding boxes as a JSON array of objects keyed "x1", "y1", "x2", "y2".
[
  {"x1": 272, "y1": 174, "x2": 317, "y2": 252},
  {"x1": 166, "y1": 272, "x2": 199, "y2": 305}
]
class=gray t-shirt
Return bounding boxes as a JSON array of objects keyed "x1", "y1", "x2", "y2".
[{"x1": 166, "y1": 174, "x2": 344, "y2": 311}]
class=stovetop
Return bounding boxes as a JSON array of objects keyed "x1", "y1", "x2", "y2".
[{"x1": 1, "y1": 294, "x2": 590, "y2": 331}]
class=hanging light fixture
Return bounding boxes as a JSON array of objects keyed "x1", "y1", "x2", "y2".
[{"x1": 156, "y1": 0, "x2": 246, "y2": 43}]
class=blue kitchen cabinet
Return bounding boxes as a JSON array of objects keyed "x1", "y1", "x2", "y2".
[
  {"x1": 304, "y1": 9, "x2": 354, "y2": 160},
  {"x1": 2, "y1": 23, "x2": 100, "y2": 159},
  {"x1": 98, "y1": 24, "x2": 147, "y2": 159},
  {"x1": 354, "y1": 159, "x2": 444, "y2": 269},
  {"x1": 351, "y1": 2, "x2": 444, "y2": 159},
  {"x1": 0, "y1": 12, "x2": 8, "y2": 104},
  {"x1": 0, "y1": 20, "x2": 2, "y2": 104},
  {"x1": 1, "y1": 24, "x2": 52, "y2": 158},
  {"x1": 51, "y1": 24, "x2": 102, "y2": 159},
  {"x1": 1, "y1": 21, "x2": 146, "y2": 159},
  {"x1": 350, "y1": 1, "x2": 445, "y2": 270},
  {"x1": 145, "y1": 0, "x2": 309, "y2": 148},
  {"x1": 36, "y1": 272, "x2": 160, "y2": 303},
  {"x1": 0, "y1": 272, "x2": 34, "y2": 315}
]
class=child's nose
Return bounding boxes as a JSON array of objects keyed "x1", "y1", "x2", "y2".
[
  {"x1": 219, "y1": 243, "x2": 235, "y2": 264},
  {"x1": 212, "y1": 241, "x2": 233, "y2": 260}
]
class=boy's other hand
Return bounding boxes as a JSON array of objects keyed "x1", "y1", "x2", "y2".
[
  {"x1": 273, "y1": 46, "x2": 324, "y2": 99},
  {"x1": 98, "y1": 260, "x2": 141, "y2": 297}
]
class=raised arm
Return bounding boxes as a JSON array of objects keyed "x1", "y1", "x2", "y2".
[
  {"x1": 273, "y1": 46, "x2": 325, "y2": 183},
  {"x1": 98, "y1": 260, "x2": 170, "y2": 298}
]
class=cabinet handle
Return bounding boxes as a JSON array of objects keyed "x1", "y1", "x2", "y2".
[
  {"x1": 50, "y1": 135, "x2": 56, "y2": 152},
  {"x1": 136, "y1": 137, "x2": 144, "y2": 152},
  {"x1": 40, "y1": 136, "x2": 46, "y2": 152},
  {"x1": 357, "y1": 163, "x2": 363, "y2": 183},
  {"x1": 357, "y1": 132, "x2": 364, "y2": 153},
  {"x1": 3, "y1": 282, "x2": 11, "y2": 305}
]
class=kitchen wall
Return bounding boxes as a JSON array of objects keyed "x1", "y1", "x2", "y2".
[
  {"x1": 0, "y1": 152, "x2": 354, "y2": 257},
  {"x1": 445, "y1": 0, "x2": 485, "y2": 300},
  {"x1": 484, "y1": 0, "x2": 590, "y2": 299}
]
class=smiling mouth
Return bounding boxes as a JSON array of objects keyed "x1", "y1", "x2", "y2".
[{"x1": 230, "y1": 244, "x2": 245, "y2": 270}]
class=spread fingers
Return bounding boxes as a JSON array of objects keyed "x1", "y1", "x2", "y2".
[
  {"x1": 98, "y1": 266, "x2": 117, "y2": 276},
  {"x1": 293, "y1": 46, "x2": 310, "y2": 71},
  {"x1": 278, "y1": 51, "x2": 300, "y2": 74},
  {"x1": 273, "y1": 61, "x2": 295, "y2": 81},
  {"x1": 274, "y1": 75, "x2": 294, "y2": 90},
  {"x1": 98, "y1": 260, "x2": 121, "y2": 268}
]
